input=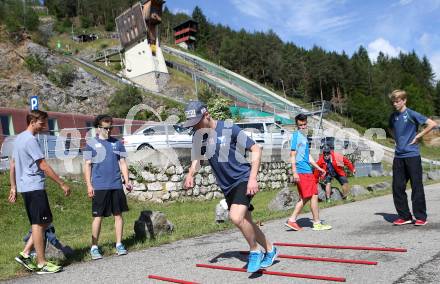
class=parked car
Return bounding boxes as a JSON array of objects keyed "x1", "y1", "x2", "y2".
[
  {"x1": 122, "y1": 124, "x2": 192, "y2": 151},
  {"x1": 236, "y1": 121, "x2": 290, "y2": 149}
]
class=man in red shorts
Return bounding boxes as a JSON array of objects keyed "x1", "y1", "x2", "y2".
[{"x1": 285, "y1": 114, "x2": 332, "y2": 231}]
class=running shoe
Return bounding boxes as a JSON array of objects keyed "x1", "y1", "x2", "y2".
[
  {"x1": 15, "y1": 252, "x2": 38, "y2": 272},
  {"x1": 393, "y1": 218, "x2": 413, "y2": 225},
  {"x1": 284, "y1": 220, "x2": 303, "y2": 231},
  {"x1": 260, "y1": 246, "x2": 279, "y2": 268},
  {"x1": 116, "y1": 244, "x2": 127, "y2": 256},
  {"x1": 90, "y1": 247, "x2": 103, "y2": 260},
  {"x1": 313, "y1": 222, "x2": 332, "y2": 231},
  {"x1": 247, "y1": 251, "x2": 264, "y2": 273},
  {"x1": 414, "y1": 219, "x2": 428, "y2": 226},
  {"x1": 36, "y1": 261, "x2": 62, "y2": 274}
]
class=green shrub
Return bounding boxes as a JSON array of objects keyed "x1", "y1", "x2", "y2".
[
  {"x1": 111, "y1": 63, "x2": 122, "y2": 72},
  {"x1": 48, "y1": 64, "x2": 76, "y2": 88},
  {"x1": 105, "y1": 21, "x2": 115, "y2": 32},
  {"x1": 24, "y1": 55, "x2": 48, "y2": 74},
  {"x1": 207, "y1": 95, "x2": 232, "y2": 120}
]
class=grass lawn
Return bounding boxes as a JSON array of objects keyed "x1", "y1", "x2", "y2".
[{"x1": 0, "y1": 171, "x2": 399, "y2": 280}]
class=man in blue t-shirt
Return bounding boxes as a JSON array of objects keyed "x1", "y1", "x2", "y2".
[
  {"x1": 9, "y1": 110, "x2": 70, "y2": 274},
  {"x1": 182, "y1": 101, "x2": 278, "y2": 273},
  {"x1": 285, "y1": 113, "x2": 331, "y2": 232},
  {"x1": 388, "y1": 89, "x2": 437, "y2": 226},
  {"x1": 83, "y1": 114, "x2": 132, "y2": 259}
]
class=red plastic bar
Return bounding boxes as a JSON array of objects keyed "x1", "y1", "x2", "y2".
[
  {"x1": 273, "y1": 242, "x2": 407, "y2": 252},
  {"x1": 239, "y1": 251, "x2": 377, "y2": 265},
  {"x1": 148, "y1": 274, "x2": 200, "y2": 284},
  {"x1": 196, "y1": 264, "x2": 346, "y2": 282}
]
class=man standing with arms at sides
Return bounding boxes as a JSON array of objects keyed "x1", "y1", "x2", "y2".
[
  {"x1": 388, "y1": 89, "x2": 437, "y2": 226},
  {"x1": 9, "y1": 110, "x2": 70, "y2": 274},
  {"x1": 183, "y1": 101, "x2": 278, "y2": 273},
  {"x1": 285, "y1": 113, "x2": 332, "y2": 231},
  {"x1": 83, "y1": 114, "x2": 132, "y2": 260}
]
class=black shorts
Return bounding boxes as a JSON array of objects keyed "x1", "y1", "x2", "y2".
[
  {"x1": 324, "y1": 175, "x2": 348, "y2": 186},
  {"x1": 21, "y1": 190, "x2": 53, "y2": 225},
  {"x1": 225, "y1": 182, "x2": 254, "y2": 211},
  {"x1": 92, "y1": 189, "x2": 129, "y2": 217}
]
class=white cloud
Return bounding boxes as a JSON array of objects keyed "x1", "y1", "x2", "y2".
[
  {"x1": 230, "y1": 0, "x2": 269, "y2": 19},
  {"x1": 367, "y1": 38, "x2": 405, "y2": 61},
  {"x1": 172, "y1": 8, "x2": 190, "y2": 15},
  {"x1": 399, "y1": 0, "x2": 414, "y2": 6},
  {"x1": 230, "y1": 0, "x2": 355, "y2": 37}
]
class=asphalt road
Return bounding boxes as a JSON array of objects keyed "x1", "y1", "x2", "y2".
[{"x1": 5, "y1": 183, "x2": 440, "y2": 284}]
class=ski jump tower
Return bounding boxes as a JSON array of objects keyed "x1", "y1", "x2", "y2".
[{"x1": 115, "y1": 0, "x2": 169, "y2": 92}]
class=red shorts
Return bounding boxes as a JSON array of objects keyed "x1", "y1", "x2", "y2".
[{"x1": 297, "y1": 173, "x2": 318, "y2": 199}]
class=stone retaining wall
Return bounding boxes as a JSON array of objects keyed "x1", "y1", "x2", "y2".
[{"x1": 128, "y1": 161, "x2": 291, "y2": 203}]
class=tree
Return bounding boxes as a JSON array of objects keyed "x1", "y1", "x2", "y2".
[
  {"x1": 207, "y1": 96, "x2": 232, "y2": 120},
  {"x1": 108, "y1": 86, "x2": 143, "y2": 119}
]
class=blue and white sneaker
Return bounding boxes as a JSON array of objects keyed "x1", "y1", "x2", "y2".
[
  {"x1": 90, "y1": 247, "x2": 102, "y2": 260},
  {"x1": 261, "y1": 246, "x2": 279, "y2": 268},
  {"x1": 247, "y1": 251, "x2": 264, "y2": 273},
  {"x1": 116, "y1": 244, "x2": 127, "y2": 256}
]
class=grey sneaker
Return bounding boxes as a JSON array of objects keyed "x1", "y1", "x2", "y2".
[
  {"x1": 116, "y1": 244, "x2": 127, "y2": 256},
  {"x1": 90, "y1": 247, "x2": 102, "y2": 260}
]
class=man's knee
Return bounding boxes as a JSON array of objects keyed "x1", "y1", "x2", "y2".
[{"x1": 229, "y1": 206, "x2": 247, "y2": 226}]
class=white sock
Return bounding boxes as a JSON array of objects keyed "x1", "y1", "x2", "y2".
[
  {"x1": 288, "y1": 217, "x2": 296, "y2": 222},
  {"x1": 91, "y1": 245, "x2": 98, "y2": 250},
  {"x1": 250, "y1": 250, "x2": 261, "y2": 254},
  {"x1": 313, "y1": 220, "x2": 322, "y2": 225},
  {"x1": 21, "y1": 252, "x2": 30, "y2": 258},
  {"x1": 266, "y1": 246, "x2": 274, "y2": 253},
  {"x1": 116, "y1": 242, "x2": 122, "y2": 248}
]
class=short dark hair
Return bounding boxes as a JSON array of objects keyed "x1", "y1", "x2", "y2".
[
  {"x1": 26, "y1": 110, "x2": 48, "y2": 125},
  {"x1": 295, "y1": 113, "x2": 307, "y2": 124},
  {"x1": 94, "y1": 114, "x2": 113, "y2": 128}
]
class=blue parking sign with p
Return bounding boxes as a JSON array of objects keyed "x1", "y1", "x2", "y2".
[{"x1": 30, "y1": 96, "x2": 38, "y2": 110}]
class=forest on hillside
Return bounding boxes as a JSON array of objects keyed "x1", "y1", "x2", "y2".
[{"x1": 1, "y1": 0, "x2": 440, "y2": 129}]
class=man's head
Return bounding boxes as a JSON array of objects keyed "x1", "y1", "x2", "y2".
[
  {"x1": 94, "y1": 114, "x2": 113, "y2": 139},
  {"x1": 389, "y1": 89, "x2": 407, "y2": 112},
  {"x1": 295, "y1": 113, "x2": 308, "y2": 131},
  {"x1": 26, "y1": 110, "x2": 48, "y2": 133},
  {"x1": 183, "y1": 101, "x2": 210, "y2": 130},
  {"x1": 322, "y1": 144, "x2": 331, "y2": 159}
]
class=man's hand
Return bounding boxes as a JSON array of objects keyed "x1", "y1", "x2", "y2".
[
  {"x1": 293, "y1": 172, "x2": 300, "y2": 183},
  {"x1": 87, "y1": 185, "x2": 95, "y2": 198},
  {"x1": 183, "y1": 174, "x2": 194, "y2": 189},
  {"x1": 61, "y1": 183, "x2": 71, "y2": 197},
  {"x1": 125, "y1": 181, "x2": 133, "y2": 192},
  {"x1": 246, "y1": 178, "x2": 259, "y2": 196},
  {"x1": 409, "y1": 135, "x2": 420, "y2": 145},
  {"x1": 8, "y1": 187, "x2": 17, "y2": 203}
]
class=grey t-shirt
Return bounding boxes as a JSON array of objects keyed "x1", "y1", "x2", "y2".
[{"x1": 12, "y1": 130, "x2": 46, "y2": 192}]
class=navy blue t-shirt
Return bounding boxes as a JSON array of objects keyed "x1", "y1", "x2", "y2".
[
  {"x1": 389, "y1": 108, "x2": 427, "y2": 158},
  {"x1": 192, "y1": 120, "x2": 255, "y2": 195},
  {"x1": 83, "y1": 137, "x2": 127, "y2": 190}
]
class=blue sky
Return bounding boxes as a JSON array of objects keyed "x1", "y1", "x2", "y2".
[{"x1": 166, "y1": 0, "x2": 440, "y2": 81}]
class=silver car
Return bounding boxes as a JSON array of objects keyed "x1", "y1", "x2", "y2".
[{"x1": 122, "y1": 124, "x2": 192, "y2": 151}]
